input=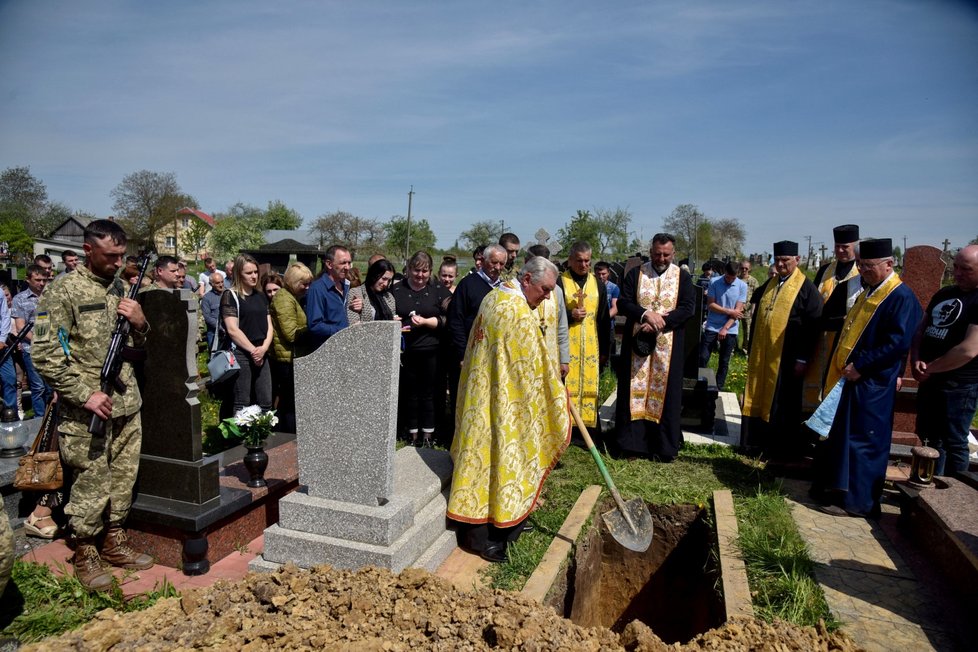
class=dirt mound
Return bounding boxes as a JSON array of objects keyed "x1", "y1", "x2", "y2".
[{"x1": 24, "y1": 564, "x2": 861, "y2": 651}]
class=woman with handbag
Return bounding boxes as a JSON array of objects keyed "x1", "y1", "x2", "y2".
[
  {"x1": 270, "y1": 263, "x2": 314, "y2": 433},
  {"x1": 220, "y1": 254, "x2": 273, "y2": 416}
]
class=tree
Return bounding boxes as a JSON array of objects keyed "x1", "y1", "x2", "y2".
[
  {"x1": 593, "y1": 207, "x2": 632, "y2": 258},
  {"x1": 0, "y1": 218, "x2": 34, "y2": 258},
  {"x1": 111, "y1": 170, "x2": 196, "y2": 249},
  {"x1": 0, "y1": 166, "x2": 47, "y2": 214},
  {"x1": 384, "y1": 216, "x2": 437, "y2": 260},
  {"x1": 0, "y1": 166, "x2": 49, "y2": 237},
  {"x1": 458, "y1": 220, "x2": 500, "y2": 251},
  {"x1": 556, "y1": 210, "x2": 602, "y2": 256},
  {"x1": 264, "y1": 199, "x2": 302, "y2": 230},
  {"x1": 209, "y1": 202, "x2": 268, "y2": 261},
  {"x1": 710, "y1": 217, "x2": 745, "y2": 260},
  {"x1": 310, "y1": 210, "x2": 385, "y2": 256},
  {"x1": 970, "y1": 235, "x2": 978, "y2": 245},
  {"x1": 662, "y1": 204, "x2": 707, "y2": 263},
  {"x1": 182, "y1": 218, "x2": 212, "y2": 260}
]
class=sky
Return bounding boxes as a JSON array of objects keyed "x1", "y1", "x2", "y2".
[{"x1": 1, "y1": 0, "x2": 976, "y2": 256}]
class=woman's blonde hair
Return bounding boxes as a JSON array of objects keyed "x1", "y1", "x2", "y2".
[
  {"x1": 231, "y1": 253, "x2": 259, "y2": 294},
  {"x1": 283, "y1": 262, "x2": 314, "y2": 294}
]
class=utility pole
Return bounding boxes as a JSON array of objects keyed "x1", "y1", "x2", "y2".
[
  {"x1": 499, "y1": 220, "x2": 505, "y2": 238},
  {"x1": 903, "y1": 235, "x2": 908, "y2": 253},
  {"x1": 804, "y1": 235, "x2": 812, "y2": 268},
  {"x1": 405, "y1": 186, "x2": 414, "y2": 261}
]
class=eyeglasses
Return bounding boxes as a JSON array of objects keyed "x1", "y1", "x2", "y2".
[{"x1": 856, "y1": 259, "x2": 886, "y2": 269}]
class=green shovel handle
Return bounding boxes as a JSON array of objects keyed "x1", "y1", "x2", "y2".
[{"x1": 568, "y1": 398, "x2": 639, "y2": 535}]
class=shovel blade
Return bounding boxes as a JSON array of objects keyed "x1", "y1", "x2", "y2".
[{"x1": 601, "y1": 498, "x2": 654, "y2": 552}]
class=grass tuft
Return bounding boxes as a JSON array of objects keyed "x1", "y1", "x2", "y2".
[{"x1": 0, "y1": 560, "x2": 179, "y2": 643}]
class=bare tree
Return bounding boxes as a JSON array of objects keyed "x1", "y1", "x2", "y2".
[
  {"x1": 662, "y1": 204, "x2": 706, "y2": 261},
  {"x1": 310, "y1": 211, "x2": 384, "y2": 256},
  {"x1": 111, "y1": 170, "x2": 195, "y2": 249},
  {"x1": 711, "y1": 217, "x2": 746, "y2": 259}
]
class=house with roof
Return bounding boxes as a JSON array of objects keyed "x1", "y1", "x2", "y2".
[{"x1": 155, "y1": 207, "x2": 215, "y2": 259}]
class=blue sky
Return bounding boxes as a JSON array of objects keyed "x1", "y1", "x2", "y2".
[{"x1": 1, "y1": 0, "x2": 976, "y2": 255}]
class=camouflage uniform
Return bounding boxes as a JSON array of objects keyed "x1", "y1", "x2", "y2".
[
  {"x1": 33, "y1": 266, "x2": 148, "y2": 538},
  {"x1": 0, "y1": 508, "x2": 12, "y2": 596}
]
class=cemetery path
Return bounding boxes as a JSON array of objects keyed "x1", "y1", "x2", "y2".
[{"x1": 781, "y1": 478, "x2": 969, "y2": 652}]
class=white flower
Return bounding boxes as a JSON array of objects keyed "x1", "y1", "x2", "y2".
[
  {"x1": 234, "y1": 405, "x2": 262, "y2": 427},
  {"x1": 268, "y1": 414, "x2": 279, "y2": 427}
]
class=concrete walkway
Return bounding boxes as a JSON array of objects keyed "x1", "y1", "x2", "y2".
[{"x1": 780, "y1": 478, "x2": 967, "y2": 651}]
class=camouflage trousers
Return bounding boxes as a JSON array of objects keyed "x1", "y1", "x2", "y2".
[
  {"x1": 0, "y1": 505, "x2": 12, "y2": 596},
  {"x1": 59, "y1": 406, "x2": 142, "y2": 538}
]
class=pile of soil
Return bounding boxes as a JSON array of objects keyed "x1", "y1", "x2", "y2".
[{"x1": 26, "y1": 564, "x2": 860, "y2": 651}]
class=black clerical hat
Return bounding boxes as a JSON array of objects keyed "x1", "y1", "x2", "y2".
[
  {"x1": 833, "y1": 224, "x2": 859, "y2": 244},
  {"x1": 859, "y1": 238, "x2": 892, "y2": 259},
  {"x1": 773, "y1": 240, "x2": 799, "y2": 256}
]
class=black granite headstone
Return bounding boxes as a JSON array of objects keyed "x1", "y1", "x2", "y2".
[{"x1": 135, "y1": 289, "x2": 219, "y2": 504}]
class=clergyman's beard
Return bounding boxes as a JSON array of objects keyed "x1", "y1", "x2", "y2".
[{"x1": 652, "y1": 263, "x2": 669, "y2": 274}]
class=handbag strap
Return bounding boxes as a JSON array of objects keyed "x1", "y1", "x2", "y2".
[
  {"x1": 212, "y1": 289, "x2": 241, "y2": 354},
  {"x1": 28, "y1": 400, "x2": 59, "y2": 454}
]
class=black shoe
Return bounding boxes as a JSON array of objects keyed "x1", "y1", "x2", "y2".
[
  {"x1": 521, "y1": 521, "x2": 534, "y2": 534},
  {"x1": 480, "y1": 545, "x2": 507, "y2": 563}
]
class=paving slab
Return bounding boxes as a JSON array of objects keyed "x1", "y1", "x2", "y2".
[{"x1": 781, "y1": 478, "x2": 965, "y2": 651}]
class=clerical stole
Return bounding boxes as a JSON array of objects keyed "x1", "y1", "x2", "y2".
[
  {"x1": 628, "y1": 263, "x2": 680, "y2": 422},
  {"x1": 822, "y1": 273, "x2": 902, "y2": 393},
  {"x1": 802, "y1": 267, "x2": 862, "y2": 411},
  {"x1": 447, "y1": 287, "x2": 571, "y2": 527},
  {"x1": 816, "y1": 261, "x2": 859, "y2": 302},
  {"x1": 538, "y1": 293, "x2": 560, "y2": 367},
  {"x1": 561, "y1": 271, "x2": 600, "y2": 427},
  {"x1": 743, "y1": 268, "x2": 806, "y2": 423}
]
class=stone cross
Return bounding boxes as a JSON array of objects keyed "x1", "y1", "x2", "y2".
[{"x1": 534, "y1": 227, "x2": 562, "y2": 257}]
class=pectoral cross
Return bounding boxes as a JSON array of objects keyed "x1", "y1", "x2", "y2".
[{"x1": 575, "y1": 286, "x2": 587, "y2": 307}]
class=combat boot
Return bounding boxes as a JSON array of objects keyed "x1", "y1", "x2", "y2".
[
  {"x1": 101, "y1": 526, "x2": 154, "y2": 570},
  {"x1": 72, "y1": 539, "x2": 114, "y2": 592}
]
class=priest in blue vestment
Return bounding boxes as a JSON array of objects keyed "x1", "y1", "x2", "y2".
[{"x1": 811, "y1": 238, "x2": 922, "y2": 518}]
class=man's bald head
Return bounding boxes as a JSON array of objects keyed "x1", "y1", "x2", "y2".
[{"x1": 952, "y1": 244, "x2": 978, "y2": 291}]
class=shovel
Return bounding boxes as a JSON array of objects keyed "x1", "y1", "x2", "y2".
[{"x1": 568, "y1": 399, "x2": 654, "y2": 552}]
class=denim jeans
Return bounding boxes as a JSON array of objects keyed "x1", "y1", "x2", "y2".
[
  {"x1": 699, "y1": 328, "x2": 737, "y2": 390},
  {"x1": 21, "y1": 350, "x2": 52, "y2": 417},
  {"x1": 917, "y1": 379, "x2": 978, "y2": 476},
  {"x1": 0, "y1": 356, "x2": 16, "y2": 410}
]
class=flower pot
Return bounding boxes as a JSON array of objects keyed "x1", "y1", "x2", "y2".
[{"x1": 243, "y1": 446, "x2": 268, "y2": 488}]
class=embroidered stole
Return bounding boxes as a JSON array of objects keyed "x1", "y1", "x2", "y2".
[
  {"x1": 561, "y1": 271, "x2": 600, "y2": 427},
  {"x1": 538, "y1": 293, "x2": 560, "y2": 368},
  {"x1": 822, "y1": 273, "x2": 902, "y2": 393},
  {"x1": 743, "y1": 268, "x2": 806, "y2": 422},
  {"x1": 628, "y1": 263, "x2": 680, "y2": 423},
  {"x1": 802, "y1": 272, "x2": 863, "y2": 410}
]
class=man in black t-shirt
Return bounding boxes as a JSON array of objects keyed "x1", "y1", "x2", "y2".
[{"x1": 911, "y1": 244, "x2": 978, "y2": 475}]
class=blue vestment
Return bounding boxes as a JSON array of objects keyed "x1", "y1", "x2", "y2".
[{"x1": 822, "y1": 282, "x2": 922, "y2": 514}]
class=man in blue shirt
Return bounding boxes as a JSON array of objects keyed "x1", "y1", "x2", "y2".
[
  {"x1": 11, "y1": 264, "x2": 52, "y2": 416},
  {"x1": 305, "y1": 245, "x2": 361, "y2": 347},
  {"x1": 699, "y1": 261, "x2": 747, "y2": 390}
]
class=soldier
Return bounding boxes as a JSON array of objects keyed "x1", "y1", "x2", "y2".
[
  {"x1": 0, "y1": 510, "x2": 12, "y2": 596},
  {"x1": 34, "y1": 219, "x2": 154, "y2": 591}
]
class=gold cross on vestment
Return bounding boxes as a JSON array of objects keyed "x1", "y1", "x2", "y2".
[{"x1": 575, "y1": 286, "x2": 587, "y2": 307}]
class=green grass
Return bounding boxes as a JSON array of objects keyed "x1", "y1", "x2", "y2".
[
  {"x1": 0, "y1": 560, "x2": 178, "y2": 643},
  {"x1": 485, "y1": 420, "x2": 840, "y2": 631}
]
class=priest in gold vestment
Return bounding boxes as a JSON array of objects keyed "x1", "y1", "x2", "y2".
[
  {"x1": 743, "y1": 240, "x2": 823, "y2": 459},
  {"x1": 447, "y1": 256, "x2": 570, "y2": 563}
]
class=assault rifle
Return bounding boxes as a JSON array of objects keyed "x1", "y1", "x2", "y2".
[
  {"x1": 89, "y1": 255, "x2": 151, "y2": 436},
  {"x1": 0, "y1": 319, "x2": 33, "y2": 369}
]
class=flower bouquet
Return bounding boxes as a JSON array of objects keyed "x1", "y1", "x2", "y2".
[{"x1": 220, "y1": 405, "x2": 278, "y2": 448}]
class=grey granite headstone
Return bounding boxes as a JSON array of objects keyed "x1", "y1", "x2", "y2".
[
  {"x1": 294, "y1": 320, "x2": 400, "y2": 506},
  {"x1": 256, "y1": 321, "x2": 456, "y2": 574},
  {"x1": 136, "y1": 288, "x2": 218, "y2": 504}
]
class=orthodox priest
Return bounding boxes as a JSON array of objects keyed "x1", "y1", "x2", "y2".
[
  {"x1": 447, "y1": 256, "x2": 570, "y2": 563},
  {"x1": 561, "y1": 242, "x2": 611, "y2": 440},
  {"x1": 802, "y1": 224, "x2": 862, "y2": 412},
  {"x1": 612, "y1": 233, "x2": 696, "y2": 461},
  {"x1": 812, "y1": 239, "x2": 921, "y2": 517},
  {"x1": 743, "y1": 240, "x2": 823, "y2": 459}
]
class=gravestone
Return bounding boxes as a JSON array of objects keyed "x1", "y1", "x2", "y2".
[
  {"x1": 136, "y1": 288, "x2": 219, "y2": 504},
  {"x1": 892, "y1": 245, "x2": 946, "y2": 443},
  {"x1": 254, "y1": 320, "x2": 455, "y2": 573}
]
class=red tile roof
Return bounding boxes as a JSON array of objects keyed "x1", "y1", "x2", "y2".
[{"x1": 177, "y1": 207, "x2": 215, "y2": 227}]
